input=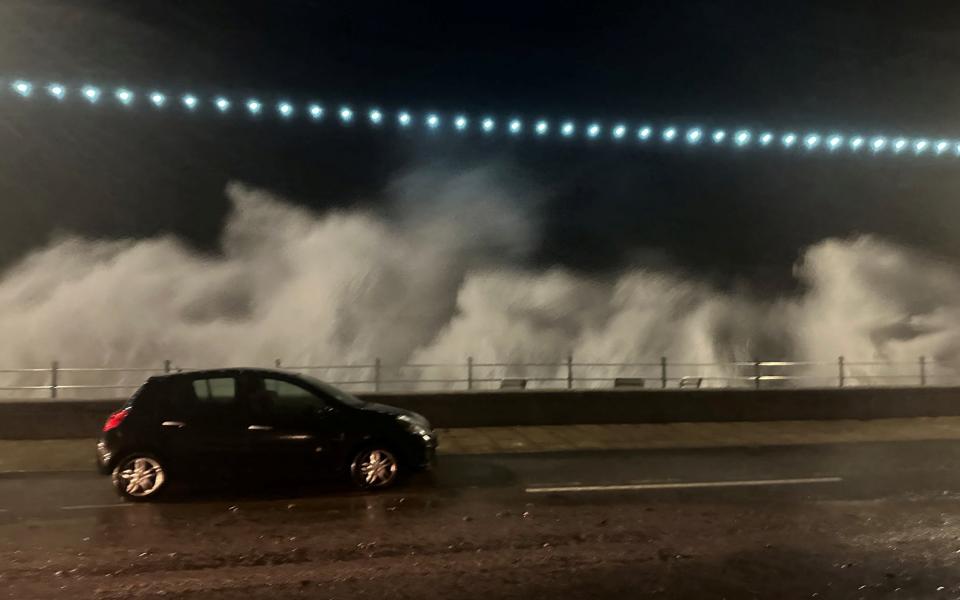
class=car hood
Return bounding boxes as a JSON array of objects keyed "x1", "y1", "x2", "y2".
[{"x1": 358, "y1": 401, "x2": 416, "y2": 419}]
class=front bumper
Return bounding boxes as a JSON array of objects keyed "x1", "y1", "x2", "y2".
[{"x1": 407, "y1": 431, "x2": 438, "y2": 470}]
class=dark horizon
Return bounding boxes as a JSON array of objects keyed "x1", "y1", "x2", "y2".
[{"x1": 2, "y1": 1, "x2": 960, "y2": 290}]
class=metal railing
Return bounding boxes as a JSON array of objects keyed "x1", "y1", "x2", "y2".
[{"x1": 0, "y1": 355, "x2": 957, "y2": 399}]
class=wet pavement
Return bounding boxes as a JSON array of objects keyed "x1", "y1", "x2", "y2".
[
  {"x1": 4, "y1": 440, "x2": 960, "y2": 598},
  {"x1": 10, "y1": 417, "x2": 960, "y2": 472}
]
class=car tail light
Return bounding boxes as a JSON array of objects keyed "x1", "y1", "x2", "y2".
[{"x1": 103, "y1": 408, "x2": 130, "y2": 432}]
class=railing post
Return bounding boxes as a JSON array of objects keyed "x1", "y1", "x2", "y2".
[
  {"x1": 163, "y1": 359, "x2": 171, "y2": 374},
  {"x1": 275, "y1": 358, "x2": 282, "y2": 369},
  {"x1": 838, "y1": 356, "x2": 845, "y2": 388},
  {"x1": 660, "y1": 356, "x2": 668, "y2": 389},
  {"x1": 373, "y1": 358, "x2": 381, "y2": 392},
  {"x1": 466, "y1": 357, "x2": 473, "y2": 391},
  {"x1": 50, "y1": 360, "x2": 58, "y2": 399},
  {"x1": 920, "y1": 355, "x2": 927, "y2": 386},
  {"x1": 567, "y1": 355, "x2": 573, "y2": 389},
  {"x1": 753, "y1": 360, "x2": 761, "y2": 390}
]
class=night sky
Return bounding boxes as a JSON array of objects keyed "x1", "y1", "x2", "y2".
[{"x1": 2, "y1": 1, "x2": 960, "y2": 289}]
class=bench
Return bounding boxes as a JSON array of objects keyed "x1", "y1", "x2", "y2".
[{"x1": 499, "y1": 378, "x2": 527, "y2": 390}]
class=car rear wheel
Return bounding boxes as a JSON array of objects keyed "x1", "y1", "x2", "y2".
[
  {"x1": 350, "y1": 446, "x2": 401, "y2": 490},
  {"x1": 112, "y1": 453, "x2": 167, "y2": 501}
]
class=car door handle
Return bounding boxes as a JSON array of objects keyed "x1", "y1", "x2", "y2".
[
  {"x1": 247, "y1": 425, "x2": 273, "y2": 431},
  {"x1": 162, "y1": 421, "x2": 186, "y2": 428}
]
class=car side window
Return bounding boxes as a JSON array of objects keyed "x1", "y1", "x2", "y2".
[
  {"x1": 261, "y1": 377, "x2": 327, "y2": 418},
  {"x1": 192, "y1": 377, "x2": 236, "y2": 404},
  {"x1": 189, "y1": 377, "x2": 238, "y2": 416}
]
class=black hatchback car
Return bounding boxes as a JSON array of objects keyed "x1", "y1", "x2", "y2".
[{"x1": 97, "y1": 368, "x2": 437, "y2": 500}]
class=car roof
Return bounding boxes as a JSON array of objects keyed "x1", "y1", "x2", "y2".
[{"x1": 147, "y1": 367, "x2": 302, "y2": 382}]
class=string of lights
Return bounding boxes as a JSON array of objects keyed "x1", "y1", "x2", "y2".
[{"x1": 5, "y1": 78, "x2": 958, "y2": 158}]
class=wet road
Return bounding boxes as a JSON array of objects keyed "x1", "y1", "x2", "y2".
[{"x1": 4, "y1": 440, "x2": 960, "y2": 598}]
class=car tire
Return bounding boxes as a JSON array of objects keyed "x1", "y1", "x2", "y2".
[
  {"x1": 111, "y1": 452, "x2": 168, "y2": 501},
  {"x1": 349, "y1": 446, "x2": 402, "y2": 490}
]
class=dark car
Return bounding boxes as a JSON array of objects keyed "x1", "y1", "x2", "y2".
[{"x1": 96, "y1": 368, "x2": 437, "y2": 500}]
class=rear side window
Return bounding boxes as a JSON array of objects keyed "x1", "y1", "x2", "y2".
[
  {"x1": 169, "y1": 376, "x2": 240, "y2": 419},
  {"x1": 192, "y1": 377, "x2": 236, "y2": 405}
]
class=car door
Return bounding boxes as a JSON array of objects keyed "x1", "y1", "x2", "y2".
[
  {"x1": 242, "y1": 374, "x2": 346, "y2": 480},
  {"x1": 158, "y1": 375, "x2": 249, "y2": 477}
]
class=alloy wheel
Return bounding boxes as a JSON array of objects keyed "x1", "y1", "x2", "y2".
[
  {"x1": 353, "y1": 448, "x2": 399, "y2": 488},
  {"x1": 115, "y1": 456, "x2": 166, "y2": 498}
]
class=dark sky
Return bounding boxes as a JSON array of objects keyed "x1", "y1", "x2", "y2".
[{"x1": 2, "y1": 0, "x2": 960, "y2": 289}]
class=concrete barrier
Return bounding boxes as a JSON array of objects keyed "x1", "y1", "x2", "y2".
[
  {"x1": 376, "y1": 387, "x2": 960, "y2": 428},
  {"x1": 1, "y1": 387, "x2": 959, "y2": 439}
]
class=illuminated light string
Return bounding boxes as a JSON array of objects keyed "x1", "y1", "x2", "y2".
[
  {"x1": 12, "y1": 80, "x2": 33, "y2": 97},
  {"x1": 5, "y1": 79, "x2": 960, "y2": 158},
  {"x1": 46, "y1": 83, "x2": 66, "y2": 100},
  {"x1": 115, "y1": 88, "x2": 134, "y2": 105}
]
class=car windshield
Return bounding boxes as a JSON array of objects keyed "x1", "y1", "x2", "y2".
[{"x1": 296, "y1": 374, "x2": 368, "y2": 409}]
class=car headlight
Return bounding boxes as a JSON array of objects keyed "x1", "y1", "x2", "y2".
[{"x1": 397, "y1": 413, "x2": 432, "y2": 436}]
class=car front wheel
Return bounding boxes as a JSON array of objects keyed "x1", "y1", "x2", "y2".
[
  {"x1": 112, "y1": 453, "x2": 168, "y2": 501},
  {"x1": 350, "y1": 446, "x2": 401, "y2": 490}
]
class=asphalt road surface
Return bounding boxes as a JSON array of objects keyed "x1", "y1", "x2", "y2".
[{"x1": 4, "y1": 440, "x2": 960, "y2": 599}]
